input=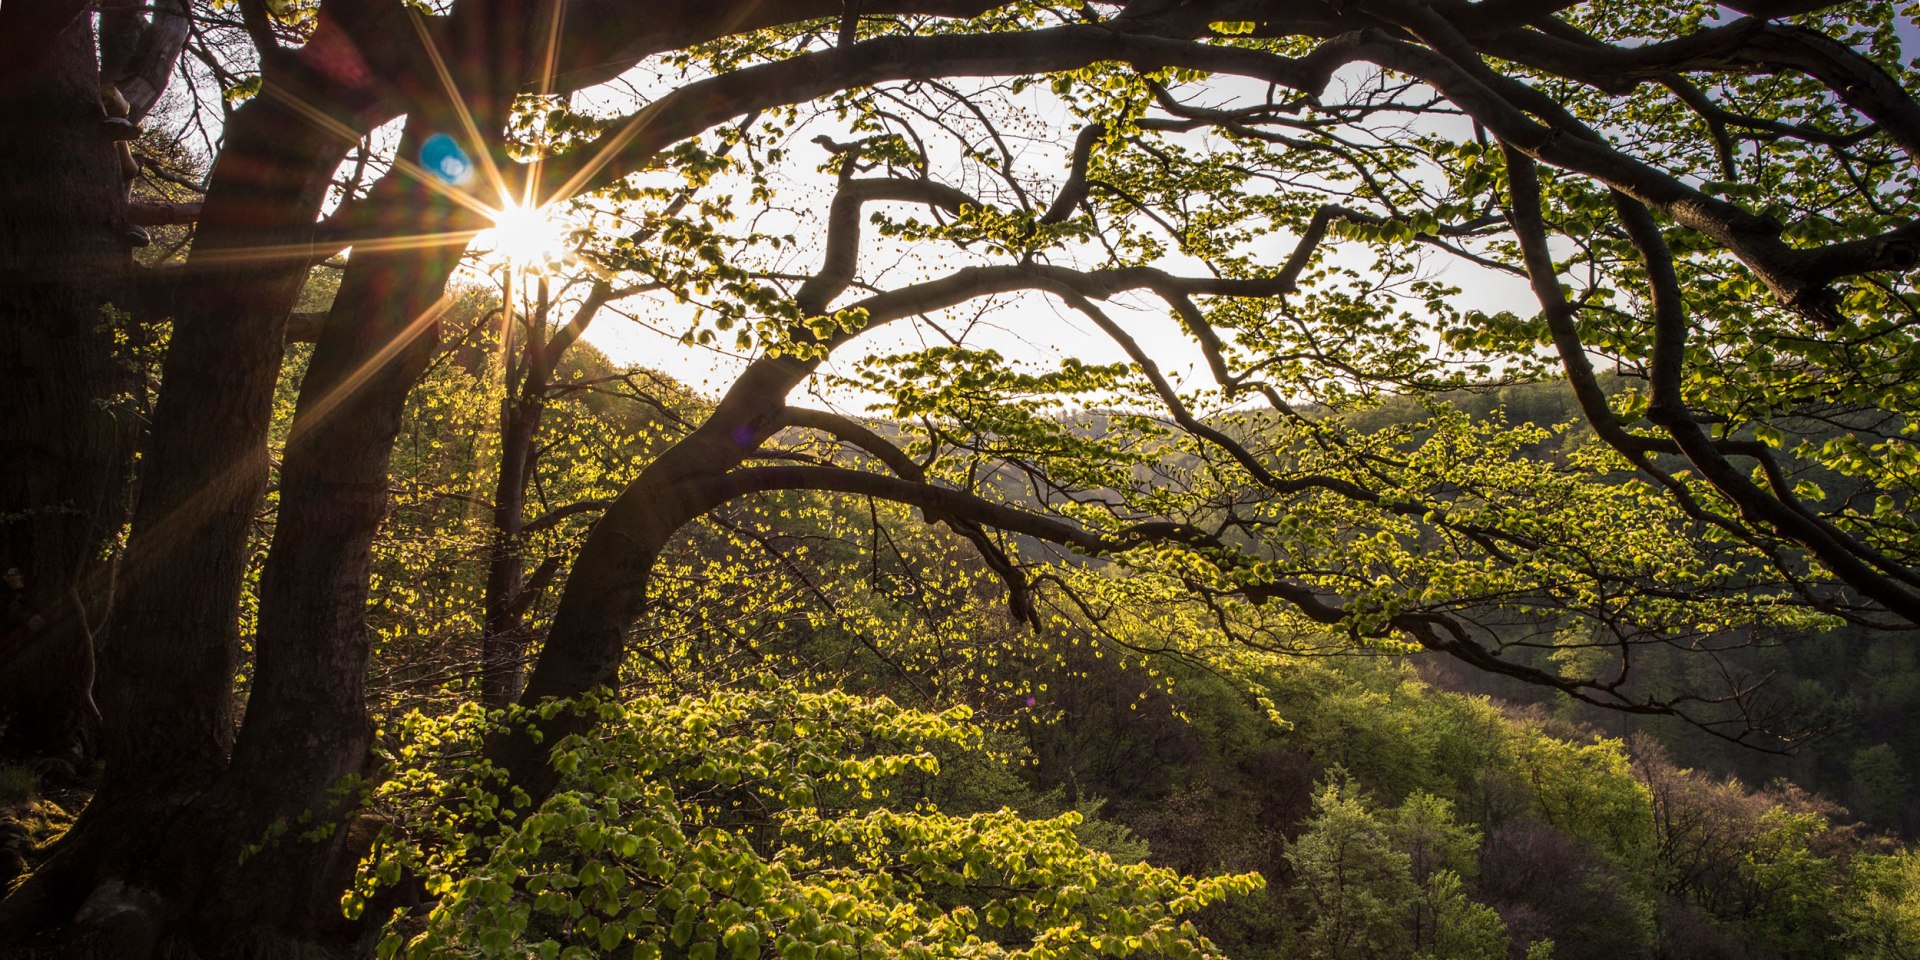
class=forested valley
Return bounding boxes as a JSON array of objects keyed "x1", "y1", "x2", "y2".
[{"x1": 4, "y1": 2, "x2": 1920, "y2": 958}]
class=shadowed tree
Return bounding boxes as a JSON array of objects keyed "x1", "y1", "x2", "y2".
[{"x1": 0, "y1": 0, "x2": 190, "y2": 761}]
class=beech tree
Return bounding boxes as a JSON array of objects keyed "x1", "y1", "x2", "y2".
[
  {"x1": 0, "y1": 0, "x2": 191, "y2": 760},
  {"x1": 4, "y1": 1, "x2": 1920, "y2": 957}
]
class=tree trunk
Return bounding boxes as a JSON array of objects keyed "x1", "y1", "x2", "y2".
[
  {"x1": 0, "y1": 78, "x2": 352, "y2": 953},
  {"x1": 96, "y1": 90, "x2": 348, "y2": 799},
  {"x1": 492, "y1": 356, "x2": 812, "y2": 797},
  {"x1": 0, "y1": 4, "x2": 140, "y2": 764},
  {"x1": 481, "y1": 377, "x2": 540, "y2": 709},
  {"x1": 481, "y1": 284, "x2": 559, "y2": 709},
  {"x1": 180, "y1": 123, "x2": 480, "y2": 944}
]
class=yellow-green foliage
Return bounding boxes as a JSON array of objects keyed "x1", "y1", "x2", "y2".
[
  {"x1": 1844, "y1": 848, "x2": 1920, "y2": 960},
  {"x1": 352, "y1": 687, "x2": 1260, "y2": 960}
]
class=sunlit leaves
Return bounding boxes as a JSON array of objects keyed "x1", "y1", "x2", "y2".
[{"x1": 352, "y1": 688, "x2": 1256, "y2": 960}]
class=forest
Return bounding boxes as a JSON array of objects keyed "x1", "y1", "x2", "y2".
[{"x1": 3, "y1": 1, "x2": 1920, "y2": 958}]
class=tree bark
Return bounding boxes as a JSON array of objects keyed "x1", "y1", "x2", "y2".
[
  {"x1": 97, "y1": 89, "x2": 348, "y2": 800},
  {"x1": 182, "y1": 119, "x2": 480, "y2": 945},
  {"x1": 0, "y1": 78, "x2": 354, "y2": 954},
  {"x1": 481, "y1": 351, "x2": 541, "y2": 708},
  {"x1": 492, "y1": 355, "x2": 810, "y2": 796},
  {"x1": 0, "y1": 11, "x2": 140, "y2": 762}
]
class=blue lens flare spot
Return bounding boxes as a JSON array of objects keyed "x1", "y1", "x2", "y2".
[{"x1": 420, "y1": 134, "x2": 472, "y2": 185}]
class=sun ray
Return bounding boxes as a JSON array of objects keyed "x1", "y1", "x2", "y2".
[
  {"x1": 542, "y1": 103, "x2": 654, "y2": 213},
  {"x1": 408, "y1": 10, "x2": 513, "y2": 213},
  {"x1": 261, "y1": 82, "x2": 368, "y2": 148},
  {"x1": 259, "y1": 85, "x2": 514, "y2": 246},
  {"x1": 260, "y1": 69, "x2": 503, "y2": 226},
  {"x1": 499, "y1": 268, "x2": 517, "y2": 381},
  {"x1": 342, "y1": 229, "x2": 492, "y2": 255},
  {"x1": 172, "y1": 242, "x2": 334, "y2": 268},
  {"x1": 286, "y1": 292, "x2": 456, "y2": 439},
  {"x1": 384, "y1": 153, "x2": 510, "y2": 220},
  {"x1": 108, "y1": 452, "x2": 271, "y2": 610},
  {"x1": 182, "y1": 230, "x2": 489, "y2": 269},
  {"x1": 536, "y1": 0, "x2": 781, "y2": 210},
  {"x1": 521, "y1": 0, "x2": 568, "y2": 212}
]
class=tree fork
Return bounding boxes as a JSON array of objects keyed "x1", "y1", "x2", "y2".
[{"x1": 187, "y1": 152, "x2": 480, "y2": 947}]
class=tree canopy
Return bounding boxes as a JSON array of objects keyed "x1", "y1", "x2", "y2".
[{"x1": 4, "y1": 0, "x2": 1920, "y2": 957}]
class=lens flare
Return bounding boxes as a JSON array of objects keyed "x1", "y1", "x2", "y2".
[{"x1": 419, "y1": 134, "x2": 473, "y2": 186}]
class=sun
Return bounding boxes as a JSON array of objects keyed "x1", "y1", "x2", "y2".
[{"x1": 479, "y1": 202, "x2": 574, "y2": 272}]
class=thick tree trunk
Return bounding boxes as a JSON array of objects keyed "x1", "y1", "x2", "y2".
[
  {"x1": 0, "y1": 6, "x2": 139, "y2": 763},
  {"x1": 490, "y1": 206, "x2": 1006, "y2": 800},
  {"x1": 9, "y1": 4, "x2": 1015, "y2": 953},
  {"x1": 96, "y1": 92, "x2": 347, "y2": 799},
  {"x1": 2, "y1": 128, "x2": 468, "y2": 957},
  {"x1": 180, "y1": 127, "x2": 480, "y2": 944},
  {"x1": 0, "y1": 80, "x2": 352, "y2": 953}
]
